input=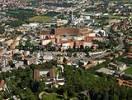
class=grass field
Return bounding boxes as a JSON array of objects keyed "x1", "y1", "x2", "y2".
[
  {"x1": 40, "y1": 92, "x2": 63, "y2": 100},
  {"x1": 125, "y1": 66, "x2": 132, "y2": 75},
  {"x1": 29, "y1": 16, "x2": 52, "y2": 23}
]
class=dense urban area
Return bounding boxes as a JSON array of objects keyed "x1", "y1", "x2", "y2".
[{"x1": 0, "y1": 0, "x2": 132, "y2": 100}]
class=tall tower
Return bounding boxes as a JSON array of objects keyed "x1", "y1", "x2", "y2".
[
  {"x1": 33, "y1": 69, "x2": 40, "y2": 81},
  {"x1": 69, "y1": 8, "x2": 74, "y2": 24}
]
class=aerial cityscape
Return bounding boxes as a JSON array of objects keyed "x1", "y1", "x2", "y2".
[{"x1": 0, "y1": 0, "x2": 132, "y2": 99}]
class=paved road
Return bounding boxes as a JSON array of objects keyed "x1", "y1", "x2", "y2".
[{"x1": 42, "y1": 50, "x2": 112, "y2": 62}]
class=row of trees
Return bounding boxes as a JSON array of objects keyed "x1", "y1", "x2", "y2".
[
  {"x1": 1, "y1": 63, "x2": 132, "y2": 99},
  {"x1": 6, "y1": 8, "x2": 36, "y2": 21},
  {"x1": 56, "y1": 65, "x2": 132, "y2": 100},
  {"x1": 0, "y1": 67, "x2": 45, "y2": 99},
  {"x1": 17, "y1": 39, "x2": 39, "y2": 52}
]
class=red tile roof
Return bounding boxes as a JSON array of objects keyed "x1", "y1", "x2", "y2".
[{"x1": 55, "y1": 27, "x2": 92, "y2": 35}]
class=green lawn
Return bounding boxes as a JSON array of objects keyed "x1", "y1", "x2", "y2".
[
  {"x1": 125, "y1": 67, "x2": 132, "y2": 75},
  {"x1": 29, "y1": 16, "x2": 52, "y2": 23},
  {"x1": 42, "y1": 93, "x2": 62, "y2": 100}
]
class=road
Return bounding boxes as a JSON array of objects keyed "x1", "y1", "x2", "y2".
[{"x1": 42, "y1": 50, "x2": 112, "y2": 62}]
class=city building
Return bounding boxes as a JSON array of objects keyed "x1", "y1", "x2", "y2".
[
  {"x1": 108, "y1": 62, "x2": 127, "y2": 71},
  {"x1": 55, "y1": 27, "x2": 94, "y2": 49},
  {"x1": 33, "y1": 69, "x2": 40, "y2": 81}
]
